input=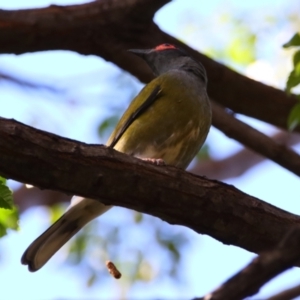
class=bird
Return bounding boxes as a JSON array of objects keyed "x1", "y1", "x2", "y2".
[{"x1": 21, "y1": 43, "x2": 212, "y2": 272}]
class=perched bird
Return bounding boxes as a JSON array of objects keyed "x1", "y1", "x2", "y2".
[{"x1": 21, "y1": 43, "x2": 212, "y2": 272}]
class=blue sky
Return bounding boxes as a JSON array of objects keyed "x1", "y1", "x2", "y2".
[{"x1": 0, "y1": 0, "x2": 300, "y2": 299}]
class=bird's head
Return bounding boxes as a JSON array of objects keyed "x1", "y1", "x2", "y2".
[{"x1": 128, "y1": 43, "x2": 207, "y2": 85}]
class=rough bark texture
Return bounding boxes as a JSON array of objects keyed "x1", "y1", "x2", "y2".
[
  {"x1": 1, "y1": 117, "x2": 300, "y2": 256},
  {"x1": 0, "y1": 0, "x2": 298, "y2": 132},
  {"x1": 11, "y1": 130, "x2": 299, "y2": 213}
]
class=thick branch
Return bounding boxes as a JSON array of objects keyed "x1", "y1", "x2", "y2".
[
  {"x1": 1, "y1": 117, "x2": 300, "y2": 256},
  {"x1": 202, "y1": 227, "x2": 300, "y2": 300},
  {"x1": 0, "y1": 0, "x2": 298, "y2": 132},
  {"x1": 13, "y1": 131, "x2": 299, "y2": 213}
]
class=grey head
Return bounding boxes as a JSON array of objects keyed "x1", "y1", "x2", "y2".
[{"x1": 128, "y1": 43, "x2": 207, "y2": 86}]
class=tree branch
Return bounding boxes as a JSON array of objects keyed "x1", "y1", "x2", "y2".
[
  {"x1": 267, "y1": 283, "x2": 300, "y2": 300},
  {"x1": 0, "y1": 70, "x2": 59, "y2": 91},
  {"x1": 201, "y1": 227, "x2": 300, "y2": 300},
  {"x1": 13, "y1": 131, "x2": 299, "y2": 214},
  {"x1": 211, "y1": 101, "x2": 300, "y2": 177},
  {"x1": 13, "y1": 186, "x2": 70, "y2": 212},
  {"x1": 190, "y1": 131, "x2": 300, "y2": 180},
  {"x1": 0, "y1": 0, "x2": 298, "y2": 131},
  {"x1": 1, "y1": 117, "x2": 300, "y2": 256}
]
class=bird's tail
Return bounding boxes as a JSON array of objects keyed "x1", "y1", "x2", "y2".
[{"x1": 21, "y1": 197, "x2": 112, "y2": 272}]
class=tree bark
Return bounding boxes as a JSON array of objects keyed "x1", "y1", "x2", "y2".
[{"x1": 1, "y1": 117, "x2": 300, "y2": 257}]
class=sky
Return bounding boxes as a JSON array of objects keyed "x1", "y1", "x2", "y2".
[{"x1": 0, "y1": 0, "x2": 300, "y2": 299}]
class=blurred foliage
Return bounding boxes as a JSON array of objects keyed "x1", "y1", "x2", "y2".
[
  {"x1": 48, "y1": 203, "x2": 66, "y2": 224},
  {"x1": 196, "y1": 144, "x2": 210, "y2": 161},
  {"x1": 46, "y1": 202, "x2": 188, "y2": 288},
  {"x1": 287, "y1": 102, "x2": 300, "y2": 131},
  {"x1": 0, "y1": 177, "x2": 19, "y2": 237},
  {"x1": 179, "y1": 11, "x2": 259, "y2": 71},
  {"x1": 0, "y1": 206, "x2": 19, "y2": 237},
  {"x1": 284, "y1": 33, "x2": 300, "y2": 95},
  {"x1": 0, "y1": 177, "x2": 13, "y2": 209},
  {"x1": 283, "y1": 32, "x2": 300, "y2": 130},
  {"x1": 98, "y1": 115, "x2": 119, "y2": 142},
  {"x1": 283, "y1": 32, "x2": 300, "y2": 48},
  {"x1": 61, "y1": 209, "x2": 190, "y2": 288},
  {"x1": 206, "y1": 14, "x2": 257, "y2": 67}
]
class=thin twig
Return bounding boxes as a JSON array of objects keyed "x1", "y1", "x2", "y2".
[
  {"x1": 211, "y1": 100, "x2": 300, "y2": 177},
  {"x1": 0, "y1": 71, "x2": 61, "y2": 92},
  {"x1": 199, "y1": 227, "x2": 300, "y2": 300},
  {"x1": 267, "y1": 283, "x2": 300, "y2": 300},
  {"x1": 190, "y1": 131, "x2": 300, "y2": 179}
]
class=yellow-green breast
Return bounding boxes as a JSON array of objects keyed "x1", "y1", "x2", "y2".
[{"x1": 107, "y1": 69, "x2": 211, "y2": 169}]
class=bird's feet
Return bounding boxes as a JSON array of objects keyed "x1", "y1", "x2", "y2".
[{"x1": 141, "y1": 158, "x2": 165, "y2": 166}]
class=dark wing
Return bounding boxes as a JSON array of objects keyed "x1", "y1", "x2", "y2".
[{"x1": 108, "y1": 85, "x2": 162, "y2": 148}]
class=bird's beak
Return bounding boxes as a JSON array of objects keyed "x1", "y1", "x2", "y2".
[{"x1": 128, "y1": 48, "x2": 151, "y2": 59}]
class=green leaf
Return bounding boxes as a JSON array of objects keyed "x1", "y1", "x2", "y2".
[
  {"x1": 285, "y1": 50, "x2": 300, "y2": 93},
  {"x1": 0, "y1": 206, "x2": 19, "y2": 237},
  {"x1": 0, "y1": 180, "x2": 13, "y2": 209},
  {"x1": 286, "y1": 68, "x2": 300, "y2": 94},
  {"x1": 0, "y1": 177, "x2": 6, "y2": 185},
  {"x1": 0, "y1": 177, "x2": 19, "y2": 237},
  {"x1": 287, "y1": 102, "x2": 300, "y2": 131},
  {"x1": 293, "y1": 50, "x2": 300, "y2": 67},
  {"x1": 283, "y1": 33, "x2": 300, "y2": 48},
  {"x1": 0, "y1": 223, "x2": 7, "y2": 237},
  {"x1": 295, "y1": 62, "x2": 300, "y2": 77}
]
